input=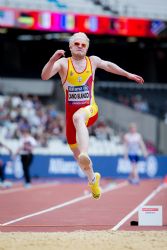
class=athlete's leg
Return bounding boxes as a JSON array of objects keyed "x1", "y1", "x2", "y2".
[
  {"x1": 66, "y1": 106, "x2": 91, "y2": 168},
  {"x1": 131, "y1": 162, "x2": 139, "y2": 179},
  {"x1": 72, "y1": 108, "x2": 96, "y2": 181},
  {"x1": 70, "y1": 144, "x2": 95, "y2": 183},
  {"x1": 70, "y1": 144, "x2": 101, "y2": 199},
  {"x1": 68, "y1": 105, "x2": 101, "y2": 199},
  {"x1": 72, "y1": 108, "x2": 89, "y2": 153},
  {"x1": 128, "y1": 156, "x2": 140, "y2": 184}
]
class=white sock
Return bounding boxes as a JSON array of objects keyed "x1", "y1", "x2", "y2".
[
  {"x1": 91, "y1": 175, "x2": 96, "y2": 184},
  {"x1": 85, "y1": 167, "x2": 96, "y2": 184},
  {"x1": 80, "y1": 163, "x2": 95, "y2": 183}
]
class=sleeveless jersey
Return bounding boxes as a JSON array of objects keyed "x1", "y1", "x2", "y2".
[
  {"x1": 62, "y1": 56, "x2": 98, "y2": 146},
  {"x1": 125, "y1": 132, "x2": 142, "y2": 155},
  {"x1": 63, "y1": 56, "x2": 96, "y2": 110}
]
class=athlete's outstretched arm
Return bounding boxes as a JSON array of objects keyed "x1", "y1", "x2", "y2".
[
  {"x1": 91, "y1": 56, "x2": 144, "y2": 84},
  {"x1": 41, "y1": 50, "x2": 65, "y2": 80}
]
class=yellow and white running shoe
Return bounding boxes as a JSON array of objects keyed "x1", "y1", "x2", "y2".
[{"x1": 88, "y1": 172, "x2": 101, "y2": 199}]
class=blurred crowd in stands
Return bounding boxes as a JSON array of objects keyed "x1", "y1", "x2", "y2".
[
  {"x1": 0, "y1": 94, "x2": 115, "y2": 148},
  {"x1": 98, "y1": 86, "x2": 167, "y2": 120},
  {"x1": 118, "y1": 94, "x2": 150, "y2": 113},
  {"x1": 118, "y1": 93, "x2": 167, "y2": 124},
  {"x1": 0, "y1": 94, "x2": 66, "y2": 147},
  {"x1": 0, "y1": 93, "x2": 160, "y2": 154}
]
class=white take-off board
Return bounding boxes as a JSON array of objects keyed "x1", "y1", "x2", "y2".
[{"x1": 138, "y1": 206, "x2": 163, "y2": 226}]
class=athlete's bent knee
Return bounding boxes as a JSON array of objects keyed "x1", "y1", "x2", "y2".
[{"x1": 73, "y1": 113, "x2": 83, "y2": 126}]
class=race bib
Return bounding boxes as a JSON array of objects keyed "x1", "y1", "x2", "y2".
[{"x1": 68, "y1": 86, "x2": 90, "y2": 104}]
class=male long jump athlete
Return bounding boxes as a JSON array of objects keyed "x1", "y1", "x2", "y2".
[{"x1": 41, "y1": 32, "x2": 144, "y2": 199}]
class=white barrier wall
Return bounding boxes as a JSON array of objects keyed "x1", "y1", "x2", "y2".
[
  {"x1": 0, "y1": 78, "x2": 54, "y2": 95},
  {"x1": 96, "y1": 96, "x2": 167, "y2": 153}
]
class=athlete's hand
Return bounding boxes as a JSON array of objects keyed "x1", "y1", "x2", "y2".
[
  {"x1": 127, "y1": 73, "x2": 144, "y2": 84},
  {"x1": 51, "y1": 50, "x2": 65, "y2": 62}
]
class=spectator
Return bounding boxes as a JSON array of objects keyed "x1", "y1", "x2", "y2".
[
  {"x1": 124, "y1": 122, "x2": 148, "y2": 184},
  {"x1": 14, "y1": 126, "x2": 37, "y2": 188},
  {"x1": 132, "y1": 94, "x2": 149, "y2": 113},
  {"x1": 0, "y1": 142, "x2": 13, "y2": 188},
  {"x1": 94, "y1": 119, "x2": 113, "y2": 140}
]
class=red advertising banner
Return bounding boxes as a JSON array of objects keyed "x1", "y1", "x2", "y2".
[
  {"x1": 75, "y1": 15, "x2": 110, "y2": 34},
  {"x1": 0, "y1": 7, "x2": 166, "y2": 38}
]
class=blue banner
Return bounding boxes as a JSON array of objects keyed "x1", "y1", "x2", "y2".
[{"x1": 1, "y1": 154, "x2": 167, "y2": 180}]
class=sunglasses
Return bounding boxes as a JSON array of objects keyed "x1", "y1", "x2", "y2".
[{"x1": 73, "y1": 42, "x2": 87, "y2": 48}]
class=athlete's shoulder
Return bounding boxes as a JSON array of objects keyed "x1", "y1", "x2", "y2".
[
  {"x1": 57, "y1": 57, "x2": 68, "y2": 71},
  {"x1": 89, "y1": 55, "x2": 101, "y2": 61},
  {"x1": 89, "y1": 55, "x2": 102, "y2": 68},
  {"x1": 58, "y1": 57, "x2": 68, "y2": 64}
]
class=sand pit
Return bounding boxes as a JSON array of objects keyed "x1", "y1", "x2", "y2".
[{"x1": 0, "y1": 231, "x2": 167, "y2": 250}]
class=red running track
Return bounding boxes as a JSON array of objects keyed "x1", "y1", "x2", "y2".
[{"x1": 0, "y1": 178, "x2": 166, "y2": 232}]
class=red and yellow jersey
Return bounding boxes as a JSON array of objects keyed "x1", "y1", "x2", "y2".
[
  {"x1": 62, "y1": 56, "x2": 98, "y2": 146},
  {"x1": 63, "y1": 56, "x2": 96, "y2": 108}
]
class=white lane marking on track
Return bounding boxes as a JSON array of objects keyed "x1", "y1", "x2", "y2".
[
  {"x1": 111, "y1": 182, "x2": 167, "y2": 231},
  {"x1": 0, "y1": 182, "x2": 60, "y2": 195},
  {"x1": 1, "y1": 181, "x2": 128, "y2": 226}
]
